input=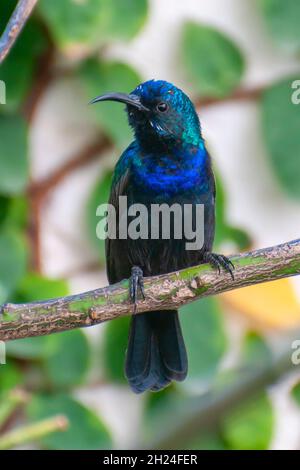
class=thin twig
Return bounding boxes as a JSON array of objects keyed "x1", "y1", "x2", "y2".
[
  {"x1": 1, "y1": 239, "x2": 300, "y2": 341},
  {"x1": 22, "y1": 46, "x2": 55, "y2": 124},
  {"x1": 0, "y1": 0, "x2": 38, "y2": 64},
  {"x1": 0, "y1": 389, "x2": 30, "y2": 430},
  {"x1": 26, "y1": 136, "x2": 112, "y2": 271},
  {"x1": 195, "y1": 86, "x2": 264, "y2": 109},
  {"x1": 0, "y1": 415, "x2": 68, "y2": 450},
  {"x1": 28, "y1": 136, "x2": 112, "y2": 198}
]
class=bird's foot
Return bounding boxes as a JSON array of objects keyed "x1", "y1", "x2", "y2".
[
  {"x1": 130, "y1": 266, "x2": 145, "y2": 314},
  {"x1": 203, "y1": 252, "x2": 235, "y2": 280}
]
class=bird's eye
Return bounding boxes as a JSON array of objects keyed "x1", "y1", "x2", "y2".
[{"x1": 156, "y1": 102, "x2": 169, "y2": 113}]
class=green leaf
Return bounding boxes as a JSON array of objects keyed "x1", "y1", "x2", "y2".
[
  {"x1": 291, "y1": 381, "x2": 300, "y2": 406},
  {"x1": 0, "y1": 196, "x2": 10, "y2": 227},
  {"x1": 0, "y1": 0, "x2": 16, "y2": 29},
  {"x1": 7, "y1": 275, "x2": 69, "y2": 361},
  {"x1": 0, "y1": 196, "x2": 28, "y2": 231},
  {"x1": 180, "y1": 298, "x2": 227, "y2": 385},
  {"x1": 26, "y1": 393, "x2": 112, "y2": 449},
  {"x1": 261, "y1": 77, "x2": 300, "y2": 199},
  {"x1": 0, "y1": 361, "x2": 22, "y2": 393},
  {"x1": 181, "y1": 22, "x2": 245, "y2": 99},
  {"x1": 143, "y1": 385, "x2": 186, "y2": 441},
  {"x1": 6, "y1": 331, "x2": 90, "y2": 389},
  {"x1": 15, "y1": 273, "x2": 69, "y2": 303},
  {"x1": 187, "y1": 432, "x2": 226, "y2": 450},
  {"x1": 102, "y1": 316, "x2": 130, "y2": 384},
  {"x1": 0, "y1": 230, "x2": 27, "y2": 304},
  {"x1": 6, "y1": 337, "x2": 52, "y2": 361},
  {"x1": 0, "y1": 18, "x2": 48, "y2": 112},
  {"x1": 39, "y1": 0, "x2": 148, "y2": 49},
  {"x1": 87, "y1": 169, "x2": 113, "y2": 261},
  {"x1": 2, "y1": 197, "x2": 29, "y2": 231},
  {"x1": 43, "y1": 330, "x2": 90, "y2": 389},
  {"x1": 38, "y1": 0, "x2": 105, "y2": 48},
  {"x1": 258, "y1": 0, "x2": 300, "y2": 53},
  {"x1": 99, "y1": 0, "x2": 148, "y2": 42},
  {"x1": 240, "y1": 331, "x2": 272, "y2": 367},
  {"x1": 0, "y1": 115, "x2": 29, "y2": 195},
  {"x1": 214, "y1": 173, "x2": 251, "y2": 250},
  {"x1": 221, "y1": 392, "x2": 274, "y2": 450},
  {"x1": 78, "y1": 59, "x2": 141, "y2": 147}
]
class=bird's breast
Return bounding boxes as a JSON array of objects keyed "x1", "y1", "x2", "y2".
[{"x1": 131, "y1": 147, "x2": 209, "y2": 198}]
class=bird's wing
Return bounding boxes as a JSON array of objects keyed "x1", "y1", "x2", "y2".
[
  {"x1": 105, "y1": 167, "x2": 130, "y2": 284},
  {"x1": 207, "y1": 151, "x2": 216, "y2": 200}
]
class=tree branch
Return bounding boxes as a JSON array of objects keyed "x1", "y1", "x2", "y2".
[
  {"x1": 1, "y1": 239, "x2": 300, "y2": 341},
  {"x1": 195, "y1": 86, "x2": 264, "y2": 108},
  {"x1": 0, "y1": 0, "x2": 38, "y2": 64}
]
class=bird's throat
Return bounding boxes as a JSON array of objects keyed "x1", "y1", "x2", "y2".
[{"x1": 132, "y1": 141, "x2": 209, "y2": 197}]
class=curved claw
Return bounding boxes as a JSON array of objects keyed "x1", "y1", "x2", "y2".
[
  {"x1": 204, "y1": 252, "x2": 235, "y2": 280},
  {"x1": 130, "y1": 266, "x2": 145, "y2": 313}
]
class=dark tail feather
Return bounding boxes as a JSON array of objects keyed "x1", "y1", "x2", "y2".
[{"x1": 125, "y1": 310, "x2": 188, "y2": 394}]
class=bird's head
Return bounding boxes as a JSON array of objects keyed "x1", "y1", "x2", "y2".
[{"x1": 90, "y1": 80, "x2": 202, "y2": 148}]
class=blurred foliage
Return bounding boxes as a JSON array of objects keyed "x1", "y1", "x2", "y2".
[
  {"x1": 0, "y1": 0, "x2": 299, "y2": 451},
  {"x1": 181, "y1": 23, "x2": 245, "y2": 99},
  {"x1": 261, "y1": 77, "x2": 300, "y2": 199},
  {"x1": 0, "y1": 2, "x2": 48, "y2": 112},
  {"x1": 0, "y1": 116, "x2": 29, "y2": 195},
  {"x1": 220, "y1": 392, "x2": 274, "y2": 450},
  {"x1": 87, "y1": 168, "x2": 113, "y2": 263},
  {"x1": 215, "y1": 174, "x2": 251, "y2": 250},
  {"x1": 102, "y1": 315, "x2": 130, "y2": 384},
  {"x1": 0, "y1": 230, "x2": 27, "y2": 304},
  {"x1": 39, "y1": 0, "x2": 148, "y2": 50},
  {"x1": 240, "y1": 331, "x2": 272, "y2": 367},
  {"x1": 291, "y1": 381, "x2": 300, "y2": 406},
  {"x1": 0, "y1": 362, "x2": 22, "y2": 393},
  {"x1": 26, "y1": 393, "x2": 112, "y2": 449},
  {"x1": 79, "y1": 59, "x2": 141, "y2": 148},
  {"x1": 258, "y1": 0, "x2": 300, "y2": 53},
  {"x1": 15, "y1": 273, "x2": 69, "y2": 303},
  {"x1": 181, "y1": 298, "x2": 227, "y2": 386}
]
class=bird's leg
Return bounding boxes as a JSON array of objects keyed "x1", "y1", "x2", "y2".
[
  {"x1": 130, "y1": 266, "x2": 145, "y2": 313},
  {"x1": 203, "y1": 252, "x2": 235, "y2": 280}
]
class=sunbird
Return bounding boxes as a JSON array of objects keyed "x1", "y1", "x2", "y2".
[{"x1": 91, "y1": 80, "x2": 234, "y2": 393}]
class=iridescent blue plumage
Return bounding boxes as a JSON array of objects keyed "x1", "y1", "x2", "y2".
[
  {"x1": 114, "y1": 140, "x2": 210, "y2": 198},
  {"x1": 114, "y1": 80, "x2": 210, "y2": 198},
  {"x1": 91, "y1": 79, "x2": 234, "y2": 393}
]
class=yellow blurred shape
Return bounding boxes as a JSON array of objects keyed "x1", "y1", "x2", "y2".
[{"x1": 222, "y1": 278, "x2": 300, "y2": 329}]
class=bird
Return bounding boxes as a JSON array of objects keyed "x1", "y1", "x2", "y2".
[{"x1": 91, "y1": 80, "x2": 234, "y2": 393}]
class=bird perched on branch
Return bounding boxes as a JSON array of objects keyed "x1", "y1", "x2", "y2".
[{"x1": 91, "y1": 80, "x2": 234, "y2": 393}]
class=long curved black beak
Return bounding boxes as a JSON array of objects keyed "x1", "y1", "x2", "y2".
[{"x1": 89, "y1": 92, "x2": 149, "y2": 112}]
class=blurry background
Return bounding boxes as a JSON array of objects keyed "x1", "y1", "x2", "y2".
[{"x1": 0, "y1": 0, "x2": 300, "y2": 450}]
